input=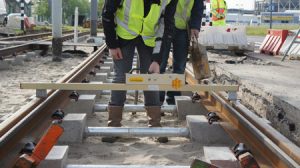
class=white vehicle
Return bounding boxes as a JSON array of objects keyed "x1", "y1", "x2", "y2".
[
  {"x1": 0, "y1": 0, "x2": 7, "y2": 25},
  {"x1": 6, "y1": 13, "x2": 29, "y2": 29}
]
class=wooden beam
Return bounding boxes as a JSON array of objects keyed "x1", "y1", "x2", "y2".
[{"x1": 20, "y1": 83, "x2": 239, "y2": 92}]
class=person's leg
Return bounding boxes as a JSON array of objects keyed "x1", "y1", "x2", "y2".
[
  {"x1": 109, "y1": 40, "x2": 135, "y2": 106},
  {"x1": 159, "y1": 37, "x2": 173, "y2": 104},
  {"x1": 102, "y1": 39, "x2": 135, "y2": 143},
  {"x1": 136, "y1": 37, "x2": 168, "y2": 143},
  {"x1": 166, "y1": 28, "x2": 189, "y2": 104}
]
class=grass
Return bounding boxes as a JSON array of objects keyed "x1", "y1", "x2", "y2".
[
  {"x1": 32, "y1": 25, "x2": 52, "y2": 31},
  {"x1": 62, "y1": 25, "x2": 90, "y2": 32},
  {"x1": 246, "y1": 25, "x2": 300, "y2": 36}
]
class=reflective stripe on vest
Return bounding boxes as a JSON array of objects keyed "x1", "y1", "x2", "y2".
[
  {"x1": 175, "y1": 0, "x2": 194, "y2": 30},
  {"x1": 211, "y1": 0, "x2": 226, "y2": 21},
  {"x1": 116, "y1": 0, "x2": 170, "y2": 47}
]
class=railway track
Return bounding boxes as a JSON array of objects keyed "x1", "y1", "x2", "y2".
[
  {"x1": 0, "y1": 31, "x2": 89, "y2": 59},
  {"x1": 0, "y1": 30, "x2": 72, "y2": 42},
  {"x1": 0, "y1": 45, "x2": 299, "y2": 168}
]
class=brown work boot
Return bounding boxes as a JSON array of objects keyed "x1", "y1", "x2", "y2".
[
  {"x1": 101, "y1": 105, "x2": 123, "y2": 143},
  {"x1": 145, "y1": 106, "x2": 169, "y2": 143}
]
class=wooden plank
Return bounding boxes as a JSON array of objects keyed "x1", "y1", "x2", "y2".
[{"x1": 20, "y1": 83, "x2": 239, "y2": 92}]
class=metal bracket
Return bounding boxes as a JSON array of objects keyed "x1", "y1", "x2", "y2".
[
  {"x1": 228, "y1": 92, "x2": 237, "y2": 101},
  {"x1": 36, "y1": 89, "x2": 47, "y2": 98}
]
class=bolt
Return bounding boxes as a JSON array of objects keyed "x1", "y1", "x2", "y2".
[{"x1": 289, "y1": 123, "x2": 296, "y2": 132}]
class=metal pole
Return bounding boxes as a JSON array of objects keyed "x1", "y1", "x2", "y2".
[
  {"x1": 90, "y1": 0, "x2": 98, "y2": 37},
  {"x1": 74, "y1": 7, "x2": 79, "y2": 50},
  {"x1": 52, "y1": 0, "x2": 63, "y2": 62},
  {"x1": 20, "y1": 0, "x2": 25, "y2": 31},
  {"x1": 86, "y1": 127, "x2": 190, "y2": 137},
  {"x1": 93, "y1": 104, "x2": 176, "y2": 113},
  {"x1": 270, "y1": 0, "x2": 273, "y2": 29}
]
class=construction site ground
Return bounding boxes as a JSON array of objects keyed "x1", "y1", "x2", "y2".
[
  {"x1": 0, "y1": 34, "x2": 299, "y2": 167},
  {"x1": 206, "y1": 48, "x2": 300, "y2": 146}
]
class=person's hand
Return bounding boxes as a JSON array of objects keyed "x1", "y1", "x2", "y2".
[
  {"x1": 190, "y1": 29, "x2": 199, "y2": 39},
  {"x1": 109, "y1": 48, "x2": 123, "y2": 60},
  {"x1": 148, "y1": 61, "x2": 160, "y2": 74}
]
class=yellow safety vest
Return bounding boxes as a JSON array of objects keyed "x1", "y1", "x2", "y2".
[
  {"x1": 211, "y1": 0, "x2": 227, "y2": 26},
  {"x1": 175, "y1": 0, "x2": 195, "y2": 29},
  {"x1": 116, "y1": 0, "x2": 170, "y2": 47}
]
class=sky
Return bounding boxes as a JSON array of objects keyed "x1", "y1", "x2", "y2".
[{"x1": 225, "y1": 0, "x2": 255, "y2": 10}]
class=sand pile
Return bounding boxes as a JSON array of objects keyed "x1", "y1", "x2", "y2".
[
  {"x1": 67, "y1": 95, "x2": 204, "y2": 166},
  {"x1": 0, "y1": 47, "x2": 89, "y2": 120}
]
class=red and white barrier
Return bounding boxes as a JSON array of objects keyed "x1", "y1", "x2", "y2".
[
  {"x1": 259, "y1": 29, "x2": 289, "y2": 56},
  {"x1": 279, "y1": 30, "x2": 300, "y2": 58}
]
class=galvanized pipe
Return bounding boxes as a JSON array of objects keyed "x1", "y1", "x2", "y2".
[
  {"x1": 67, "y1": 165, "x2": 189, "y2": 168},
  {"x1": 86, "y1": 127, "x2": 190, "y2": 137},
  {"x1": 101, "y1": 90, "x2": 143, "y2": 95},
  {"x1": 94, "y1": 104, "x2": 176, "y2": 113}
]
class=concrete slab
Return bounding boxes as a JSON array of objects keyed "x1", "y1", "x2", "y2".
[
  {"x1": 100, "y1": 66, "x2": 112, "y2": 74},
  {"x1": 206, "y1": 51, "x2": 300, "y2": 145},
  {"x1": 38, "y1": 146, "x2": 69, "y2": 168},
  {"x1": 25, "y1": 52, "x2": 36, "y2": 61},
  {"x1": 103, "y1": 61, "x2": 113, "y2": 69},
  {"x1": 4, "y1": 58, "x2": 14, "y2": 63},
  {"x1": 59, "y1": 114, "x2": 87, "y2": 143},
  {"x1": 175, "y1": 96, "x2": 208, "y2": 120},
  {"x1": 77, "y1": 82, "x2": 102, "y2": 98},
  {"x1": 93, "y1": 72, "x2": 108, "y2": 82},
  {"x1": 106, "y1": 78, "x2": 113, "y2": 83},
  {"x1": 0, "y1": 60, "x2": 10, "y2": 70},
  {"x1": 203, "y1": 146, "x2": 239, "y2": 168},
  {"x1": 12, "y1": 55, "x2": 25, "y2": 66},
  {"x1": 187, "y1": 115, "x2": 234, "y2": 145},
  {"x1": 34, "y1": 50, "x2": 43, "y2": 56},
  {"x1": 64, "y1": 95, "x2": 96, "y2": 115},
  {"x1": 105, "y1": 57, "x2": 113, "y2": 61}
]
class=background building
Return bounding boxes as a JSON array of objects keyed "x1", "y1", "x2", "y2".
[{"x1": 255, "y1": 0, "x2": 300, "y2": 14}]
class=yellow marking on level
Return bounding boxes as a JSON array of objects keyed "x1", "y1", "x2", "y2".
[
  {"x1": 172, "y1": 78, "x2": 182, "y2": 90},
  {"x1": 128, "y1": 77, "x2": 144, "y2": 82}
]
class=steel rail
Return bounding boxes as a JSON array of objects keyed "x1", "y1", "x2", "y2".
[
  {"x1": 0, "y1": 31, "x2": 90, "y2": 59},
  {"x1": 0, "y1": 44, "x2": 106, "y2": 167},
  {"x1": 185, "y1": 68, "x2": 300, "y2": 168},
  {"x1": 0, "y1": 30, "x2": 73, "y2": 41}
]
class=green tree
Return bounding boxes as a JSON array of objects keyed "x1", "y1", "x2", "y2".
[
  {"x1": 98, "y1": 0, "x2": 105, "y2": 12},
  {"x1": 34, "y1": 0, "x2": 51, "y2": 19},
  {"x1": 34, "y1": 0, "x2": 90, "y2": 22}
]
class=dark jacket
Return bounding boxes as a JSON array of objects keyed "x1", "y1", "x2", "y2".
[
  {"x1": 102, "y1": 0, "x2": 178, "y2": 63},
  {"x1": 189, "y1": 0, "x2": 204, "y2": 30}
]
